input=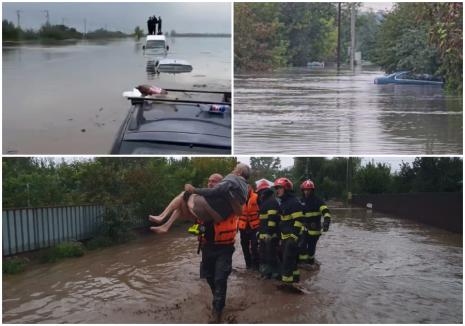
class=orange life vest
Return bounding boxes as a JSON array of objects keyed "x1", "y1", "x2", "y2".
[
  {"x1": 211, "y1": 214, "x2": 239, "y2": 245},
  {"x1": 238, "y1": 191, "x2": 260, "y2": 230}
]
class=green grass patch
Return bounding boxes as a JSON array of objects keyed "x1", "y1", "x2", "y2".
[
  {"x1": 3, "y1": 257, "x2": 28, "y2": 275},
  {"x1": 41, "y1": 242, "x2": 85, "y2": 263}
]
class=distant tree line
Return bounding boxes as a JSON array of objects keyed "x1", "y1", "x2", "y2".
[
  {"x1": 2, "y1": 19, "x2": 131, "y2": 41},
  {"x1": 3, "y1": 157, "x2": 461, "y2": 210},
  {"x1": 170, "y1": 30, "x2": 231, "y2": 37},
  {"x1": 234, "y1": 2, "x2": 462, "y2": 93}
]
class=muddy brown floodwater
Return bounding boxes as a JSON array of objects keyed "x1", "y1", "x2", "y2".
[{"x1": 3, "y1": 208, "x2": 462, "y2": 323}]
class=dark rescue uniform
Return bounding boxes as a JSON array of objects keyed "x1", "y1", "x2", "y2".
[
  {"x1": 299, "y1": 195, "x2": 331, "y2": 263},
  {"x1": 278, "y1": 193, "x2": 305, "y2": 283},
  {"x1": 257, "y1": 190, "x2": 280, "y2": 277},
  {"x1": 191, "y1": 215, "x2": 238, "y2": 314}
]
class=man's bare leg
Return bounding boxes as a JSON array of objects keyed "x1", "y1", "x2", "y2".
[
  {"x1": 150, "y1": 196, "x2": 197, "y2": 233},
  {"x1": 148, "y1": 193, "x2": 184, "y2": 223},
  {"x1": 150, "y1": 209, "x2": 182, "y2": 233}
]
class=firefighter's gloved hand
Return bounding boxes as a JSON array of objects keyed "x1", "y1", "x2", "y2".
[{"x1": 323, "y1": 220, "x2": 330, "y2": 232}]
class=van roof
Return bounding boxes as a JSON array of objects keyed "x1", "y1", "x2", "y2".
[{"x1": 146, "y1": 35, "x2": 166, "y2": 41}]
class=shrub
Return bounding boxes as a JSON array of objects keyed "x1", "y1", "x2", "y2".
[
  {"x1": 41, "y1": 241, "x2": 85, "y2": 263},
  {"x1": 3, "y1": 257, "x2": 28, "y2": 274}
]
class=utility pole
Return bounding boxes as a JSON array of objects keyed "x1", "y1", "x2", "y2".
[
  {"x1": 16, "y1": 10, "x2": 22, "y2": 28},
  {"x1": 336, "y1": 3, "x2": 341, "y2": 70},
  {"x1": 350, "y1": 4, "x2": 356, "y2": 71},
  {"x1": 43, "y1": 10, "x2": 50, "y2": 25},
  {"x1": 83, "y1": 18, "x2": 87, "y2": 38}
]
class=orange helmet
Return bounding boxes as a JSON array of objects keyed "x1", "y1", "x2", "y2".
[
  {"x1": 300, "y1": 180, "x2": 315, "y2": 190},
  {"x1": 256, "y1": 179, "x2": 272, "y2": 192},
  {"x1": 274, "y1": 177, "x2": 293, "y2": 191}
]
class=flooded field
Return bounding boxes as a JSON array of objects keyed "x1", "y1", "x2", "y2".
[
  {"x1": 234, "y1": 68, "x2": 463, "y2": 155},
  {"x1": 3, "y1": 208, "x2": 462, "y2": 323},
  {"x1": 3, "y1": 37, "x2": 231, "y2": 154}
]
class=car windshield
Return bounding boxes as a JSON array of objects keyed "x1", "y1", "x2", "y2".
[{"x1": 146, "y1": 40, "x2": 165, "y2": 49}]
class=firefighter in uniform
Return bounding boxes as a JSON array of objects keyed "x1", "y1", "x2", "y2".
[
  {"x1": 238, "y1": 185, "x2": 260, "y2": 269},
  {"x1": 256, "y1": 180, "x2": 280, "y2": 279},
  {"x1": 299, "y1": 180, "x2": 331, "y2": 265},
  {"x1": 274, "y1": 177, "x2": 305, "y2": 283}
]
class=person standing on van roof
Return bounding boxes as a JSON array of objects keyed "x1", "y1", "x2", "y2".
[
  {"x1": 157, "y1": 16, "x2": 162, "y2": 34},
  {"x1": 147, "y1": 17, "x2": 152, "y2": 35},
  {"x1": 154, "y1": 16, "x2": 157, "y2": 34}
]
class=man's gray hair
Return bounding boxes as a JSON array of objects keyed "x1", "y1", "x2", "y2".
[{"x1": 234, "y1": 163, "x2": 251, "y2": 180}]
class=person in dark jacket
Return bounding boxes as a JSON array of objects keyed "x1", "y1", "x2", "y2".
[
  {"x1": 147, "y1": 17, "x2": 152, "y2": 35},
  {"x1": 274, "y1": 177, "x2": 305, "y2": 283},
  {"x1": 299, "y1": 180, "x2": 331, "y2": 265},
  {"x1": 157, "y1": 16, "x2": 162, "y2": 34},
  {"x1": 149, "y1": 163, "x2": 250, "y2": 233},
  {"x1": 256, "y1": 179, "x2": 280, "y2": 279}
]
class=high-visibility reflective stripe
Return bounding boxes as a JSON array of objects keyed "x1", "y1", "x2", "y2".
[
  {"x1": 267, "y1": 210, "x2": 278, "y2": 215},
  {"x1": 292, "y1": 270, "x2": 300, "y2": 276},
  {"x1": 281, "y1": 233, "x2": 298, "y2": 240},
  {"x1": 308, "y1": 230, "x2": 321, "y2": 236},
  {"x1": 268, "y1": 221, "x2": 277, "y2": 227},
  {"x1": 259, "y1": 234, "x2": 271, "y2": 240},
  {"x1": 187, "y1": 224, "x2": 200, "y2": 235},
  {"x1": 299, "y1": 254, "x2": 309, "y2": 260},
  {"x1": 259, "y1": 214, "x2": 268, "y2": 219},
  {"x1": 320, "y1": 205, "x2": 328, "y2": 212},
  {"x1": 324, "y1": 213, "x2": 331, "y2": 218},
  {"x1": 294, "y1": 221, "x2": 303, "y2": 228},
  {"x1": 309, "y1": 255, "x2": 314, "y2": 259},
  {"x1": 282, "y1": 275, "x2": 293, "y2": 282},
  {"x1": 304, "y1": 211, "x2": 321, "y2": 217},
  {"x1": 282, "y1": 211, "x2": 304, "y2": 220}
]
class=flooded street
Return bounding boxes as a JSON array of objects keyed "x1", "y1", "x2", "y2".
[
  {"x1": 234, "y1": 68, "x2": 463, "y2": 154},
  {"x1": 3, "y1": 37, "x2": 231, "y2": 154},
  {"x1": 3, "y1": 208, "x2": 462, "y2": 323}
]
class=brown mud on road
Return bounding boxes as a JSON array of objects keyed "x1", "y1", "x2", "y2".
[{"x1": 3, "y1": 208, "x2": 462, "y2": 323}]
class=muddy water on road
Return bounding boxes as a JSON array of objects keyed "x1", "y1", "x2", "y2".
[
  {"x1": 3, "y1": 209, "x2": 462, "y2": 323},
  {"x1": 234, "y1": 68, "x2": 463, "y2": 155}
]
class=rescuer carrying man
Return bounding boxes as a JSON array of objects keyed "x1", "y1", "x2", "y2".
[
  {"x1": 187, "y1": 173, "x2": 238, "y2": 323},
  {"x1": 274, "y1": 177, "x2": 305, "y2": 284},
  {"x1": 238, "y1": 185, "x2": 260, "y2": 270},
  {"x1": 299, "y1": 180, "x2": 331, "y2": 265},
  {"x1": 256, "y1": 179, "x2": 281, "y2": 279}
]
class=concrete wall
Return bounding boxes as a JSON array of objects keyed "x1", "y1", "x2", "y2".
[{"x1": 352, "y1": 192, "x2": 462, "y2": 233}]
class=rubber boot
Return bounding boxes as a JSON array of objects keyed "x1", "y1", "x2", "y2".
[{"x1": 209, "y1": 308, "x2": 222, "y2": 323}]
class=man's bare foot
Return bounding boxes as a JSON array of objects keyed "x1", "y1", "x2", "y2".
[
  {"x1": 148, "y1": 215, "x2": 164, "y2": 223},
  {"x1": 150, "y1": 226, "x2": 168, "y2": 234}
]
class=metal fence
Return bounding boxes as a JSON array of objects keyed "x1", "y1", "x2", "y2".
[
  {"x1": 2, "y1": 204, "x2": 148, "y2": 256},
  {"x1": 352, "y1": 192, "x2": 462, "y2": 233}
]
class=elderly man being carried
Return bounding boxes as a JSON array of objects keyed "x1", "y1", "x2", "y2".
[{"x1": 149, "y1": 163, "x2": 251, "y2": 233}]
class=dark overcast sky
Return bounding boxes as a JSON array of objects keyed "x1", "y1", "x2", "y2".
[{"x1": 3, "y1": 2, "x2": 231, "y2": 33}]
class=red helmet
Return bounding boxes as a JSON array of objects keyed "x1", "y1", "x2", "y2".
[
  {"x1": 274, "y1": 177, "x2": 293, "y2": 191},
  {"x1": 300, "y1": 180, "x2": 315, "y2": 190},
  {"x1": 256, "y1": 180, "x2": 271, "y2": 192}
]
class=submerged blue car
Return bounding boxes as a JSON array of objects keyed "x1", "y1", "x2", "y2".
[{"x1": 374, "y1": 71, "x2": 444, "y2": 86}]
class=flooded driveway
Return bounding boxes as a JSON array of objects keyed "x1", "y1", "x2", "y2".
[
  {"x1": 234, "y1": 68, "x2": 463, "y2": 155},
  {"x1": 3, "y1": 208, "x2": 462, "y2": 323},
  {"x1": 3, "y1": 37, "x2": 231, "y2": 154}
]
